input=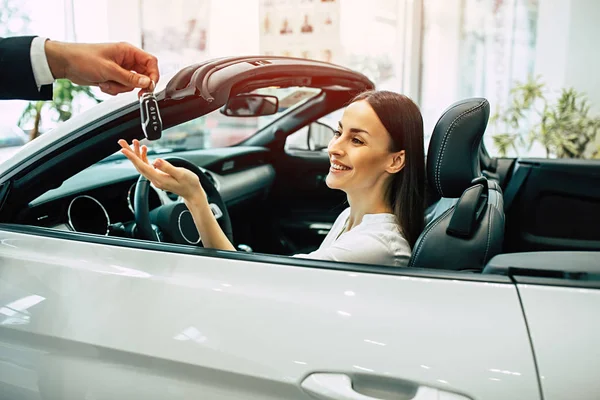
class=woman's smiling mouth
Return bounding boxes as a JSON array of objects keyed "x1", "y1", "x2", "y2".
[{"x1": 330, "y1": 160, "x2": 352, "y2": 173}]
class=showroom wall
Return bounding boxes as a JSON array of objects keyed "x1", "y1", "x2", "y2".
[
  {"x1": 420, "y1": 0, "x2": 539, "y2": 148},
  {"x1": 420, "y1": 0, "x2": 600, "y2": 157},
  {"x1": 2, "y1": 0, "x2": 599, "y2": 158},
  {"x1": 535, "y1": 0, "x2": 600, "y2": 114},
  {"x1": 72, "y1": 0, "x2": 600, "y2": 156}
]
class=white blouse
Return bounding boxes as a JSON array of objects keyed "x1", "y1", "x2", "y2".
[{"x1": 293, "y1": 208, "x2": 411, "y2": 267}]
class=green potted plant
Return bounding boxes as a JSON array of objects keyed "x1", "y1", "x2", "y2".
[
  {"x1": 18, "y1": 79, "x2": 102, "y2": 141},
  {"x1": 491, "y1": 76, "x2": 600, "y2": 159}
]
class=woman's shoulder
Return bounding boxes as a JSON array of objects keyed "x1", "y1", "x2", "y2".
[
  {"x1": 355, "y1": 215, "x2": 411, "y2": 252},
  {"x1": 338, "y1": 226, "x2": 410, "y2": 267}
]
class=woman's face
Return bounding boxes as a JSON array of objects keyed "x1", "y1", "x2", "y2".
[{"x1": 326, "y1": 100, "x2": 404, "y2": 193}]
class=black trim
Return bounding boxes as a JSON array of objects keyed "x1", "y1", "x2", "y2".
[
  {"x1": 0, "y1": 223, "x2": 511, "y2": 283},
  {"x1": 512, "y1": 275, "x2": 600, "y2": 289},
  {"x1": 0, "y1": 180, "x2": 10, "y2": 211},
  {"x1": 503, "y1": 162, "x2": 532, "y2": 211},
  {"x1": 483, "y1": 251, "x2": 600, "y2": 289}
]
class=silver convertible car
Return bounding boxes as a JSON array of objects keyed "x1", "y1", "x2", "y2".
[{"x1": 0, "y1": 56, "x2": 598, "y2": 400}]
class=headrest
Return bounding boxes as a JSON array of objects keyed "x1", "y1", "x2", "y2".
[{"x1": 426, "y1": 98, "x2": 490, "y2": 198}]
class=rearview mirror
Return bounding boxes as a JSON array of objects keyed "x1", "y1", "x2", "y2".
[{"x1": 221, "y1": 94, "x2": 279, "y2": 117}]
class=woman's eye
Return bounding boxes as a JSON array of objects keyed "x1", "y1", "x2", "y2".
[
  {"x1": 352, "y1": 137, "x2": 364, "y2": 145},
  {"x1": 334, "y1": 130, "x2": 342, "y2": 137}
]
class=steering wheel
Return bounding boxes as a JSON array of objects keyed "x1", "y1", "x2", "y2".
[{"x1": 133, "y1": 157, "x2": 233, "y2": 245}]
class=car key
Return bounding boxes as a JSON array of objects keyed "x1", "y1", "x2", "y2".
[{"x1": 139, "y1": 81, "x2": 162, "y2": 141}]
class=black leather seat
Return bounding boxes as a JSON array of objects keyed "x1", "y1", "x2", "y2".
[{"x1": 409, "y1": 98, "x2": 505, "y2": 271}]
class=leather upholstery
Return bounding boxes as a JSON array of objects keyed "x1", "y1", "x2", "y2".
[
  {"x1": 410, "y1": 180, "x2": 504, "y2": 271},
  {"x1": 409, "y1": 97, "x2": 503, "y2": 271},
  {"x1": 426, "y1": 98, "x2": 490, "y2": 198}
]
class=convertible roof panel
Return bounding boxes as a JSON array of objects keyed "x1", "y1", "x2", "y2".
[{"x1": 164, "y1": 56, "x2": 375, "y2": 102}]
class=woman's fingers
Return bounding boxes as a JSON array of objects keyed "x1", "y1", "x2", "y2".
[
  {"x1": 141, "y1": 145, "x2": 149, "y2": 164},
  {"x1": 152, "y1": 158, "x2": 183, "y2": 180},
  {"x1": 118, "y1": 139, "x2": 149, "y2": 165},
  {"x1": 120, "y1": 146, "x2": 157, "y2": 177},
  {"x1": 120, "y1": 145, "x2": 175, "y2": 188},
  {"x1": 120, "y1": 147, "x2": 150, "y2": 174},
  {"x1": 118, "y1": 140, "x2": 184, "y2": 194},
  {"x1": 133, "y1": 139, "x2": 141, "y2": 158},
  {"x1": 117, "y1": 139, "x2": 129, "y2": 150},
  {"x1": 118, "y1": 139, "x2": 135, "y2": 155}
]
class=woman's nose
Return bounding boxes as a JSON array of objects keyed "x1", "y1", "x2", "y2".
[{"x1": 328, "y1": 137, "x2": 345, "y2": 156}]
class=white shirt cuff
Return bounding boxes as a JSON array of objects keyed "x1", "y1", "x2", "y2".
[{"x1": 30, "y1": 36, "x2": 55, "y2": 90}]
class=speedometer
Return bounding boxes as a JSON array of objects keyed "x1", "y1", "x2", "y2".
[{"x1": 67, "y1": 195, "x2": 110, "y2": 235}]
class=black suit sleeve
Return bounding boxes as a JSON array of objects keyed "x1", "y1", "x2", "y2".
[{"x1": 0, "y1": 36, "x2": 53, "y2": 101}]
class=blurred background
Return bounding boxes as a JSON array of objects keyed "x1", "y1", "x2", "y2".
[{"x1": 1, "y1": 0, "x2": 599, "y2": 160}]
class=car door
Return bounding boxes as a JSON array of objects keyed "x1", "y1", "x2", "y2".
[
  {"x1": 494, "y1": 251, "x2": 600, "y2": 400},
  {"x1": 518, "y1": 282, "x2": 600, "y2": 400},
  {"x1": 482, "y1": 251, "x2": 600, "y2": 400},
  {"x1": 0, "y1": 226, "x2": 541, "y2": 400}
]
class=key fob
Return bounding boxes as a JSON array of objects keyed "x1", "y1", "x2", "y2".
[{"x1": 140, "y1": 91, "x2": 162, "y2": 140}]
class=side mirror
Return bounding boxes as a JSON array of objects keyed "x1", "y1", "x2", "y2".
[
  {"x1": 221, "y1": 94, "x2": 279, "y2": 117},
  {"x1": 307, "y1": 121, "x2": 334, "y2": 151}
]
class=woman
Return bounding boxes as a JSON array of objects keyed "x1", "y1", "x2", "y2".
[{"x1": 119, "y1": 90, "x2": 425, "y2": 267}]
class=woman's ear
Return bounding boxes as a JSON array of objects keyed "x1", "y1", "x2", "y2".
[{"x1": 386, "y1": 150, "x2": 405, "y2": 174}]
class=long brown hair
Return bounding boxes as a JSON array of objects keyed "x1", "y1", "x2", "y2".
[{"x1": 350, "y1": 90, "x2": 425, "y2": 248}]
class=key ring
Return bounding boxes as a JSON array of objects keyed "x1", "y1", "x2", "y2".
[{"x1": 140, "y1": 79, "x2": 155, "y2": 97}]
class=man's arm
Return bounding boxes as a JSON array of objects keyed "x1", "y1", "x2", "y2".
[
  {"x1": 0, "y1": 36, "x2": 159, "y2": 101},
  {"x1": 0, "y1": 36, "x2": 53, "y2": 101}
]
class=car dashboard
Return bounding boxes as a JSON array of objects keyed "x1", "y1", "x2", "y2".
[{"x1": 19, "y1": 146, "x2": 275, "y2": 238}]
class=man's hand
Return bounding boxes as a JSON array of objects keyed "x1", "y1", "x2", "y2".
[{"x1": 45, "y1": 40, "x2": 159, "y2": 96}]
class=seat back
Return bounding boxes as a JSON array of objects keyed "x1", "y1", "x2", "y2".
[{"x1": 409, "y1": 98, "x2": 505, "y2": 271}]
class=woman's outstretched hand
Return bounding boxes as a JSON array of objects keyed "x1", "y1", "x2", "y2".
[{"x1": 118, "y1": 139, "x2": 206, "y2": 201}]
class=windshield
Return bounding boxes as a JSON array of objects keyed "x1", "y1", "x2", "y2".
[{"x1": 142, "y1": 86, "x2": 321, "y2": 152}]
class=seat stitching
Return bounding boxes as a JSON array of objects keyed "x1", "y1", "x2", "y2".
[
  {"x1": 409, "y1": 207, "x2": 455, "y2": 267},
  {"x1": 436, "y1": 101, "x2": 487, "y2": 195},
  {"x1": 435, "y1": 101, "x2": 487, "y2": 197}
]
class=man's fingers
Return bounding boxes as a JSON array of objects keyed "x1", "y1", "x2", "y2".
[
  {"x1": 115, "y1": 42, "x2": 159, "y2": 82},
  {"x1": 99, "y1": 81, "x2": 135, "y2": 95},
  {"x1": 130, "y1": 45, "x2": 160, "y2": 85},
  {"x1": 107, "y1": 63, "x2": 151, "y2": 90},
  {"x1": 141, "y1": 55, "x2": 159, "y2": 86}
]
